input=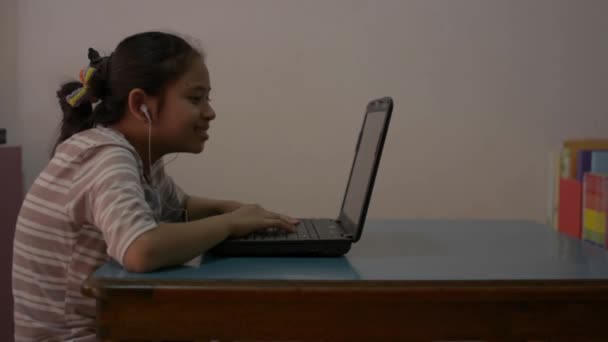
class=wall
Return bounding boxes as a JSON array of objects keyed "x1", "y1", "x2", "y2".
[
  {"x1": 15, "y1": 0, "x2": 608, "y2": 223},
  {"x1": 1, "y1": 0, "x2": 18, "y2": 143}
]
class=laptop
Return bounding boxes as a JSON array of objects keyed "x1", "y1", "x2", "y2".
[{"x1": 210, "y1": 96, "x2": 393, "y2": 256}]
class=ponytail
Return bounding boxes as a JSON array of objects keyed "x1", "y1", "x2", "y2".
[{"x1": 53, "y1": 81, "x2": 95, "y2": 155}]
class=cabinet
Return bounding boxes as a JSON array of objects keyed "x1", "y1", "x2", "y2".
[{"x1": 0, "y1": 146, "x2": 23, "y2": 342}]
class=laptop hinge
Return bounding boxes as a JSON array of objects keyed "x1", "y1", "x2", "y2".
[{"x1": 336, "y1": 221, "x2": 353, "y2": 239}]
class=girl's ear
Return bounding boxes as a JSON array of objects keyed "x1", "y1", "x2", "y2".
[{"x1": 127, "y1": 88, "x2": 158, "y2": 124}]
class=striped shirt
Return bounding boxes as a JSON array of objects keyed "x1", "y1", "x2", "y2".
[{"x1": 12, "y1": 126, "x2": 187, "y2": 341}]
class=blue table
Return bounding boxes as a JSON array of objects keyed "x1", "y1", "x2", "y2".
[{"x1": 83, "y1": 219, "x2": 608, "y2": 341}]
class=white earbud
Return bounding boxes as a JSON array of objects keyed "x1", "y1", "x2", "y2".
[{"x1": 140, "y1": 104, "x2": 151, "y2": 123}]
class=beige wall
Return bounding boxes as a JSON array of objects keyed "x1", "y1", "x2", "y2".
[
  {"x1": 14, "y1": 0, "x2": 608, "y2": 222},
  {"x1": 0, "y1": 0, "x2": 18, "y2": 339},
  {"x1": 0, "y1": 0, "x2": 17, "y2": 145}
]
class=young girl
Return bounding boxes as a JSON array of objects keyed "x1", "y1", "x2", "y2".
[{"x1": 12, "y1": 31, "x2": 297, "y2": 341}]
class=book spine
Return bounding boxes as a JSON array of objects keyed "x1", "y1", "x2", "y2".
[
  {"x1": 558, "y1": 178, "x2": 583, "y2": 239},
  {"x1": 591, "y1": 151, "x2": 608, "y2": 173},
  {"x1": 583, "y1": 174, "x2": 601, "y2": 245}
]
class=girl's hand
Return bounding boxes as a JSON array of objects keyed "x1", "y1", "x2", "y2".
[
  {"x1": 216, "y1": 200, "x2": 246, "y2": 214},
  {"x1": 224, "y1": 204, "x2": 299, "y2": 237}
]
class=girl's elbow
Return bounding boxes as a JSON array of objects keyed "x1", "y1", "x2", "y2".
[{"x1": 123, "y1": 234, "x2": 156, "y2": 273}]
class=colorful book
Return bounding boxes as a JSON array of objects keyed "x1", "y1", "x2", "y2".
[
  {"x1": 576, "y1": 150, "x2": 608, "y2": 181},
  {"x1": 562, "y1": 139, "x2": 608, "y2": 178},
  {"x1": 558, "y1": 178, "x2": 583, "y2": 239},
  {"x1": 582, "y1": 173, "x2": 608, "y2": 246},
  {"x1": 591, "y1": 151, "x2": 608, "y2": 173},
  {"x1": 604, "y1": 177, "x2": 608, "y2": 247},
  {"x1": 577, "y1": 150, "x2": 593, "y2": 182}
]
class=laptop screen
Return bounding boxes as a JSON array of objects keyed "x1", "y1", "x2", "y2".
[{"x1": 340, "y1": 110, "x2": 388, "y2": 237}]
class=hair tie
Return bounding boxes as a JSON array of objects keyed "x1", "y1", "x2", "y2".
[
  {"x1": 65, "y1": 48, "x2": 108, "y2": 107},
  {"x1": 65, "y1": 65, "x2": 96, "y2": 107}
]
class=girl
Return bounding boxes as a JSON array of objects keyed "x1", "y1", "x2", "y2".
[{"x1": 12, "y1": 31, "x2": 297, "y2": 341}]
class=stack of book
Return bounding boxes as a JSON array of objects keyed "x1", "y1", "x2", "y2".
[
  {"x1": 583, "y1": 173, "x2": 608, "y2": 246},
  {"x1": 553, "y1": 139, "x2": 608, "y2": 246}
]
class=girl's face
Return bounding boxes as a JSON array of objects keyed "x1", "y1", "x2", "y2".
[{"x1": 155, "y1": 57, "x2": 215, "y2": 155}]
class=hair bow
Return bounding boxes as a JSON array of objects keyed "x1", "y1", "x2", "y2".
[{"x1": 65, "y1": 48, "x2": 103, "y2": 107}]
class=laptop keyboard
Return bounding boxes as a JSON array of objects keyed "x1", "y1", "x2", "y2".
[{"x1": 237, "y1": 219, "x2": 319, "y2": 241}]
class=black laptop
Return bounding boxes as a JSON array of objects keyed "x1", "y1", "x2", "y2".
[{"x1": 210, "y1": 97, "x2": 393, "y2": 256}]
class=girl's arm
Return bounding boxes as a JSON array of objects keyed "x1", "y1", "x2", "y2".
[
  {"x1": 123, "y1": 204, "x2": 297, "y2": 272},
  {"x1": 123, "y1": 214, "x2": 232, "y2": 272},
  {"x1": 185, "y1": 195, "x2": 244, "y2": 220}
]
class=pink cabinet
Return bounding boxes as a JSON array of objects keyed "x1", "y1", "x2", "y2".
[{"x1": 0, "y1": 146, "x2": 23, "y2": 342}]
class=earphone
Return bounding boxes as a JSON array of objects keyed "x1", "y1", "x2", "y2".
[
  {"x1": 140, "y1": 104, "x2": 151, "y2": 123},
  {"x1": 139, "y1": 103, "x2": 188, "y2": 222}
]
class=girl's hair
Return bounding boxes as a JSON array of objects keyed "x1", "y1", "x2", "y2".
[{"x1": 53, "y1": 31, "x2": 203, "y2": 155}]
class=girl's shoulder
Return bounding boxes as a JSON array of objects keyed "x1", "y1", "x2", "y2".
[
  {"x1": 66, "y1": 127, "x2": 132, "y2": 150},
  {"x1": 55, "y1": 127, "x2": 135, "y2": 160},
  {"x1": 52, "y1": 127, "x2": 143, "y2": 178}
]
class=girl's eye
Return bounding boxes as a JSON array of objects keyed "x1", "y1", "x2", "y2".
[{"x1": 189, "y1": 96, "x2": 202, "y2": 104}]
